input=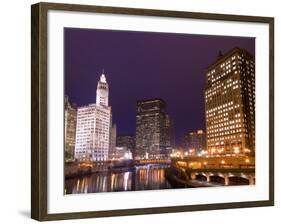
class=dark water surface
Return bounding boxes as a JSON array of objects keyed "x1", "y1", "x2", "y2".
[{"x1": 65, "y1": 164, "x2": 171, "y2": 194}]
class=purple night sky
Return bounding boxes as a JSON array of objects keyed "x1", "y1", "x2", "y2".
[{"x1": 64, "y1": 28, "x2": 255, "y2": 145}]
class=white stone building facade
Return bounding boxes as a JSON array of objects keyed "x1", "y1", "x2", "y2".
[{"x1": 74, "y1": 73, "x2": 112, "y2": 161}]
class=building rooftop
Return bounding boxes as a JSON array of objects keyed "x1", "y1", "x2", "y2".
[
  {"x1": 136, "y1": 98, "x2": 166, "y2": 104},
  {"x1": 206, "y1": 47, "x2": 254, "y2": 71}
]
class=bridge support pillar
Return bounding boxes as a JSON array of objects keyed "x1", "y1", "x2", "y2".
[
  {"x1": 224, "y1": 175, "x2": 229, "y2": 186},
  {"x1": 206, "y1": 174, "x2": 210, "y2": 182}
]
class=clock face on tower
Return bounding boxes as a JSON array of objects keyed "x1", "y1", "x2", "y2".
[{"x1": 96, "y1": 72, "x2": 109, "y2": 106}]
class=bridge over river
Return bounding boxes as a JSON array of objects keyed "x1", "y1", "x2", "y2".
[{"x1": 169, "y1": 156, "x2": 255, "y2": 186}]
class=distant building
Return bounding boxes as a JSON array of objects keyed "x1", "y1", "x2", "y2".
[
  {"x1": 114, "y1": 147, "x2": 133, "y2": 160},
  {"x1": 136, "y1": 98, "x2": 173, "y2": 159},
  {"x1": 109, "y1": 124, "x2": 117, "y2": 160},
  {"x1": 117, "y1": 135, "x2": 135, "y2": 152},
  {"x1": 183, "y1": 130, "x2": 206, "y2": 155},
  {"x1": 164, "y1": 114, "x2": 175, "y2": 153},
  {"x1": 74, "y1": 72, "x2": 112, "y2": 161},
  {"x1": 205, "y1": 48, "x2": 255, "y2": 156},
  {"x1": 64, "y1": 96, "x2": 77, "y2": 160}
]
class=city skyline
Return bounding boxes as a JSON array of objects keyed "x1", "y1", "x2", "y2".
[
  {"x1": 64, "y1": 28, "x2": 255, "y2": 145},
  {"x1": 65, "y1": 41, "x2": 256, "y2": 193}
]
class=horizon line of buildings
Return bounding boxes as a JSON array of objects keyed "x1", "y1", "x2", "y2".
[
  {"x1": 64, "y1": 47, "x2": 255, "y2": 162},
  {"x1": 64, "y1": 72, "x2": 176, "y2": 161}
]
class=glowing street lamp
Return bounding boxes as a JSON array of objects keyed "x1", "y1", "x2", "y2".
[
  {"x1": 201, "y1": 150, "x2": 207, "y2": 155},
  {"x1": 234, "y1": 147, "x2": 240, "y2": 154}
]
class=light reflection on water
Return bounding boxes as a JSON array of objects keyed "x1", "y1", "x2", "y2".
[{"x1": 65, "y1": 165, "x2": 171, "y2": 194}]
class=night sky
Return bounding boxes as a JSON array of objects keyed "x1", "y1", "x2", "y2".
[{"x1": 64, "y1": 28, "x2": 255, "y2": 145}]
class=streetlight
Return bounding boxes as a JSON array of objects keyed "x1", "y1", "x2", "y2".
[{"x1": 234, "y1": 147, "x2": 240, "y2": 154}]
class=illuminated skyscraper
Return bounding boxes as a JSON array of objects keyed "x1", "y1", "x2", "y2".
[
  {"x1": 109, "y1": 123, "x2": 117, "y2": 160},
  {"x1": 116, "y1": 135, "x2": 135, "y2": 158},
  {"x1": 164, "y1": 114, "x2": 175, "y2": 153},
  {"x1": 117, "y1": 135, "x2": 135, "y2": 152},
  {"x1": 205, "y1": 48, "x2": 255, "y2": 156},
  {"x1": 74, "y1": 72, "x2": 112, "y2": 161},
  {"x1": 64, "y1": 96, "x2": 77, "y2": 160},
  {"x1": 183, "y1": 130, "x2": 206, "y2": 155},
  {"x1": 136, "y1": 98, "x2": 173, "y2": 159}
]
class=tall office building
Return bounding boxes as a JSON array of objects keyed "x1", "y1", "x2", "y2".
[
  {"x1": 74, "y1": 72, "x2": 112, "y2": 161},
  {"x1": 109, "y1": 124, "x2": 117, "y2": 160},
  {"x1": 136, "y1": 98, "x2": 173, "y2": 159},
  {"x1": 205, "y1": 48, "x2": 255, "y2": 156},
  {"x1": 164, "y1": 114, "x2": 175, "y2": 153},
  {"x1": 183, "y1": 130, "x2": 206, "y2": 155},
  {"x1": 64, "y1": 96, "x2": 77, "y2": 160},
  {"x1": 117, "y1": 135, "x2": 135, "y2": 152}
]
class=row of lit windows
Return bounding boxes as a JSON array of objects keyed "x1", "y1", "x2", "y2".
[
  {"x1": 208, "y1": 109, "x2": 241, "y2": 118},
  {"x1": 208, "y1": 128, "x2": 243, "y2": 138},
  {"x1": 207, "y1": 54, "x2": 254, "y2": 75},
  {"x1": 76, "y1": 145, "x2": 108, "y2": 150},
  {"x1": 208, "y1": 124, "x2": 242, "y2": 134},
  {"x1": 207, "y1": 56, "x2": 237, "y2": 77},
  {"x1": 77, "y1": 123, "x2": 109, "y2": 130},
  {"x1": 75, "y1": 152, "x2": 108, "y2": 157},
  {"x1": 77, "y1": 108, "x2": 110, "y2": 115},
  {"x1": 205, "y1": 79, "x2": 240, "y2": 99},
  {"x1": 209, "y1": 140, "x2": 243, "y2": 146},
  {"x1": 77, "y1": 119, "x2": 109, "y2": 125},
  {"x1": 76, "y1": 133, "x2": 109, "y2": 140},
  {"x1": 208, "y1": 118, "x2": 242, "y2": 129},
  {"x1": 206, "y1": 85, "x2": 240, "y2": 102},
  {"x1": 206, "y1": 105, "x2": 240, "y2": 119},
  {"x1": 78, "y1": 112, "x2": 110, "y2": 119},
  {"x1": 208, "y1": 121, "x2": 242, "y2": 131},
  {"x1": 206, "y1": 101, "x2": 234, "y2": 114},
  {"x1": 207, "y1": 134, "x2": 243, "y2": 142},
  {"x1": 76, "y1": 127, "x2": 109, "y2": 133},
  {"x1": 207, "y1": 61, "x2": 254, "y2": 86}
]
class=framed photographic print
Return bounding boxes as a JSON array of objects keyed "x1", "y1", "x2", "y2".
[{"x1": 31, "y1": 2, "x2": 274, "y2": 221}]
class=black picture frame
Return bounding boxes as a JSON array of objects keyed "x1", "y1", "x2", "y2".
[{"x1": 31, "y1": 2, "x2": 274, "y2": 221}]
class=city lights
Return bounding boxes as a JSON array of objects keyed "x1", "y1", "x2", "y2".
[
  {"x1": 205, "y1": 48, "x2": 255, "y2": 157},
  {"x1": 64, "y1": 45, "x2": 256, "y2": 194},
  {"x1": 234, "y1": 147, "x2": 240, "y2": 154}
]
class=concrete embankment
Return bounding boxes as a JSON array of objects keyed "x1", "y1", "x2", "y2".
[
  {"x1": 65, "y1": 160, "x2": 135, "y2": 179},
  {"x1": 164, "y1": 167, "x2": 191, "y2": 188},
  {"x1": 164, "y1": 167, "x2": 216, "y2": 188}
]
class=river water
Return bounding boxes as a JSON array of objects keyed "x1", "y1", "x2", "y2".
[{"x1": 65, "y1": 164, "x2": 171, "y2": 194}]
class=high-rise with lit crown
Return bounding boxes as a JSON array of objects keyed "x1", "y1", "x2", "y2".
[
  {"x1": 74, "y1": 71, "x2": 112, "y2": 161},
  {"x1": 205, "y1": 48, "x2": 255, "y2": 156}
]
